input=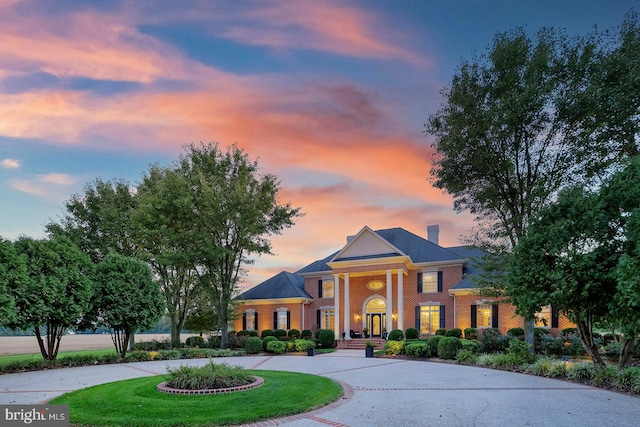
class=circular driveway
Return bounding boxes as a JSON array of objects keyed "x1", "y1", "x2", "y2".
[{"x1": 1, "y1": 350, "x2": 639, "y2": 426}]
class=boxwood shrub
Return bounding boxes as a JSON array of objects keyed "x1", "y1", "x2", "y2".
[
  {"x1": 435, "y1": 329, "x2": 447, "y2": 336},
  {"x1": 301, "y1": 329, "x2": 313, "y2": 339},
  {"x1": 437, "y1": 337, "x2": 462, "y2": 360},
  {"x1": 318, "y1": 329, "x2": 335, "y2": 348},
  {"x1": 405, "y1": 342, "x2": 430, "y2": 358},
  {"x1": 288, "y1": 329, "x2": 301, "y2": 339},
  {"x1": 274, "y1": 329, "x2": 287, "y2": 339},
  {"x1": 266, "y1": 340, "x2": 287, "y2": 354},
  {"x1": 245, "y1": 337, "x2": 263, "y2": 354},
  {"x1": 445, "y1": 328, "x2": 462, "y2": 338},
  {"x1": 388, "y1": 329, "x2": 404, "y2": 341},
  {"x1": 507, "y1": 327, "x2": 524, "y2": 338},
  {"x1": 185, "y1": 336, "x2": 205, "y2": 347},
  {"x1": 464, "y1": 328, "x2": 478, "y2": 340},
  {"x1": 460, "y1": 338, "x2": 480, "y2": 353},
  {"x1": 262, "y1": 335, "x2": 277, "y2": 351},
  {"x1": 261, "y1": 329, "x2": 275, "y2": 338},
  {"x1": 426, "y1": 335, "x2": 444, "y2": 357},
  {"x1": 405, "y1": 327, "x2": 419, "y2": 340}
]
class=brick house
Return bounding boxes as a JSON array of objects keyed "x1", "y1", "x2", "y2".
[{"x1": 234, "y1": 225, "x2": 572, "y2": 338}]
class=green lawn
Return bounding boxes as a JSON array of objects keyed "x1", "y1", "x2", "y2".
[{"x1": 51, "y1": 370, "x2": 343, "y2": 426}]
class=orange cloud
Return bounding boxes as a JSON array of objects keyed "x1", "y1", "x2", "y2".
[{"x1": 1, "y1": 158, "x2": 19, "y2": 168}]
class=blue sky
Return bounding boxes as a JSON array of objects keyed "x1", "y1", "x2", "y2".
[{"x1": 0, "y1": 0, "x2": 636, "y2": 288}]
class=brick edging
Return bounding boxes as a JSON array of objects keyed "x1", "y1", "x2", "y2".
[{"x1": 157, "y1": 376, "x2": 264, "y2": 395}]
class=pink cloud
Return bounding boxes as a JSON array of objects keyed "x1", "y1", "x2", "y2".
[{"x1": 1, "y1": 158, "x2": 19, "y2": 168}]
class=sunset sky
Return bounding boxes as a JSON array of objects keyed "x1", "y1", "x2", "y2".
[{"x1": 1, "y1": 0, "x2": 636, "y2": 289}]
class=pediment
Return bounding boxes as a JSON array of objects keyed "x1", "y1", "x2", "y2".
[{"x1": 330, "y1": 226, "x2": 405, "y2": 262}]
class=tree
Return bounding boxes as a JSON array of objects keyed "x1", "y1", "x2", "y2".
[
  {"x1": 0, "y1": 238, "x2": 28, "y2": 326},
  {"x1": 10, "y1": 236, "x2": 94, "y2": 360},
  {"x1": 46, "y1": 178, "x2": 138, "y2": 263},
  {"x1": 138, "y1": 143, "x2": 302, "y2": 349},
  {"x1": 508, "y1": 157, "x2": 640, "y2": 368},
  {"x1": 89, "y1": 253, "x2": 164, "y2": 359},
  {"x1": 424, "y1": 27, "x2": 586, "y2": 346}
]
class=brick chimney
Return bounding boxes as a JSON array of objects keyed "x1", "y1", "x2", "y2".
[{"x1": 427, "y1": 224, "x2": 439, "y2": 245}]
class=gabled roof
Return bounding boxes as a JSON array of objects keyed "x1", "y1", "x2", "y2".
[
  {"x1": 236, "y1": 271, "x2": 311, "y2": 300},
  {"x1": 447, "y1": 245, "x2": 488, "y2": 289}
]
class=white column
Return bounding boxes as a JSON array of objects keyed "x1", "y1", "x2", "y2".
[
  {"x1": 397, "y1": 270, "x2": 404, "y2": 331},
  {"x1": 344, "y1": 273, "x2": 351, "y2": 339},
  {"x1": 333, "y1": 274, "x2": 340, "y2": 340},
  {"x1": 386, "y1": 269, "x2": 393, "y2": 333}
]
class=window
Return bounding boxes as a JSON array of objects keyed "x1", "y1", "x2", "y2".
[
  {"x1": 419, "y1": 305, "x2": 440, "y2": 334},
  {"x1": 244, "y1": 310, "x2": 256, "y2": 331},
  {"x1": 322, "y1": 280, "x2": 334, "y2": 298},
  {"x1": 476, "y1": 304, "x2": 492, "y2": 328},
  {"x1": 418, "y1": 271, "x2": 442, "y2": 293},
  {"x1": 276, "y1": 309, "x2": 289, "y2": 330},
  {"x1": 535, "y1": 305, "x2": 551, "y2": 328},
  {"x1": 320, "y1": 309, "x2": 334, "y2": 330},
  {"x1": 471, "y1": 303, "x2": 497, "y2": 328}
]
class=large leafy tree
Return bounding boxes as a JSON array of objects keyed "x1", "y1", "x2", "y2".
[
  {"x1": 509, "y1": 157, "x2": 640, "y2": 368},
  {"x1": 46, "y1": 178, "x2": 138, "y2": 263},
  {"x1": 88, "y1": 253, "x2": 164, "y2": 359},
  {"x1": 0, "y1": 238, "x2": 28, "y2": 326},
  {"x1": 137, "y1": 143, "x2": 302, "y2": 348},
  {"x1": 10, "y1": 236, "x2": 94, "y2": 360}
]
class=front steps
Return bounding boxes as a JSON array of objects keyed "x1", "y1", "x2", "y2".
[{"x1": 336, "y1": 338, "x2": 386, "y2": 350}]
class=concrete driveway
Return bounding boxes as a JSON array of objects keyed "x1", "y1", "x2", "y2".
[{"x1": 1, "y1": 350, "x2": 639, "y2": 426}]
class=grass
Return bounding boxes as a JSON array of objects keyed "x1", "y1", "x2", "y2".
[{"x1": 50, "y1": 370, "x2": 343, "y2": 426}]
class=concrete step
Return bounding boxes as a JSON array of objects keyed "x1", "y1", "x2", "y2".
[{"x1": 336, "y1": 338, "x2": 385, "y2": 350}]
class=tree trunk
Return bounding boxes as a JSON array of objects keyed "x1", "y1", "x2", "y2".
[
  {"x1": 618, "y1": 336, "x2": 638, "y2": 370},
  {"x1": 524, "y1": 318, "x2": 535, "y2": 354},
  {"x1": 576, "y1": 318, "x2": 605, "y2": 368},
  {"x1": 34, "y1": 327, "x2": 49, "y2": 360},
  {"x1": 220, "y1": 317, "x2": 229, "y2": 349},
  {"x1": 170, "y1": 317, "x2": 181, "y2": 348}
]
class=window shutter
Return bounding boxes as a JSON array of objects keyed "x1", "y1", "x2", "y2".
[
  {"x1": 471, "y1": 305, "x2": 477, "y2": 328},
  {"x1": 318, "y1": 279, "x2": 323, "y2": 298},
  {"x1": 255, "y1": 313, "x2": 259, "y2": 331},
  {"x1": 415, "y1": 306, "x2": 420, "y2": 329},
  {"x1": 242, "y1": 313, "x2": 246, "y2": 330},
  {"x1": 491, "y1": 305, "x2": 499, "y2": 328},
  {"x1": 287, "y1": 311, "x2": 291, "y2": 329},
  {"x1": 439, "y1": 305, "x2": 446, "y2": 329},
  {"x1": 551, "y1": 304, "x2": 559, "y2": 328},
  {"x1": 417, "y1": 272, "x2": 423, "y2": 293},
  {"x1": 437, "y1": 271, "x2": 443, "y2": 292},
  {"x1": 316, "y1": 310, "x2": 321, "y2": 329},
  {"x1": 273, "y1": 312, "x2": 278, "y2": 330}
]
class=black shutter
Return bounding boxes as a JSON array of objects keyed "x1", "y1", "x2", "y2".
[
  {"x1": 471, "y1": 305, "x2": 477, "y2": 328},
  {"x1": 415, "y1": 306, "x2": 420, "y2": 329},
  {"x1": 255, "y1": 313, "x2": 259, "y2": 332},
  {"x1": 437, "y1": 271, "x2": 443, "y2": 292},
  {"x1": 551, "y1": 304, "x2": 559, "y2": 328},
  {"x1": 439, "y1": 305, "x2": 446, "y2": 329},
  {"x1": 242, "y1": 313, "x2": 246, "y2": 330},
  {"x1": 273, "y1": 311, "x2": 278, "y2": 330},
  {"x1": 417, "y1": 272, "x2": 423, "y2": 293},
  {"x1": 491, "y1": 305, "x2": 499, "y2": 328},
  {"x1": 318, "y1": 279, "x2": 323, "y2": 298},
  {"x1": 316, "y1": 309, "x2": 321, "y2": 329},
  {"x1": 287, "y1": 311, "x2": 291, "y2": 329}
]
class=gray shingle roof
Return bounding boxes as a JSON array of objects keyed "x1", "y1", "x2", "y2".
[
  {"x1": 236, "y1": 271, "x2": 311, "y2": 300},
  {"x1": 446, "y1": 245, "x2": 488, "y2": 289}
]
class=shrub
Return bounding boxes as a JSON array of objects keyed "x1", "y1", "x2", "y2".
[
  {"x1": 604, "y1": 341, "x2": 621, "y2": 359},
  {"x1": 567, "y1": 362, "x2": 597, "y2": 382},
  {"x1": 288, "y1": 329, "x2": 301, "y2": 339},
  {"x1": 227, "y1": 335, "x2": 248, "y2": 349},
  {"x1": 592, "y1": 365, "x2": 618, "y2": 387},
  {"x1": 507, "y1": 327, "x2": 524, "y2": 338},
  {"x1": 274, "y1": 329, "x2": 287, "y2": 339},
  {"x1": 437, "y1": 337, "x2": 462, "y2": 360},
  {"x1": 426, "y1": 336, "x2": 444, "y2": 357},
  {"x1": 207, "y1": 335, "x2": 221, "y2": 348},
  {"x1": 157, "y1": 350, "x2": 181, "y2": 360},
  {"x1": 475, "y1": 353, "x2": 496, "y2": 366},
  {"x1": 505, "y1": 338, "x2": 534, "y2": 365},
  {"x1": 464, "y1": 328, "x2": 478, "y2": 340},
  {"x1": 615, "y1": 367, "x2": 640, "y2": 392},
  {"x1": 301, "y1": 329, "x2": 313, "y2": 339},
  {"x1": 165, "y1": 361, "x2": 253, "y2": 390},
  {"x1": 100, "y1": 353, "x2": 121, "y2": 364},
  {"x1": 445, "y1": 328, "x2": 462, "y2": 338},
  {"x1": 435, "y1": 329, "x2": 447, "y2": 336},
  {"x1": 533, "y1": 328, "x2": 550, "y2": 352},
  {"x1": 405, "y1": 342, "x2": 429, "y2": 358},
  {"x1": 478, "y1": 328, "x2": 509, "y2": 353},
  {"x1": 236, "y1": 330, "x2": 250, "y2": 337},
  {"x1": 262, "y1": 336, "x2": 278, "y2": 351},
  {"x1": 261, "y1": 329, "x2": 275, "y2": 338},
  {"x1": 560, "y1": 327, "x2": 578, "y2": 337},
  {"x1": 526, "y1": 357, "x2": 555, "y2": 376},
  {"x1": 388, "y1": 329, "x2": 404, "y2": 341},
  {"x1": 405, "y1": 327, "x2": 419, "y2": 340},
  {"x1": 293, "y1": 339, "x2": 316, "y2": 352},
  {"x1": 548, "y1": 360, "x2": 568, "y2": 378},
  {"x1": 134, "y1": 339, "x2": 172, "y2": 351},
  {"x1": 455, "y1": 350, "x2": 477, "y2": 364},
  {"x1": 460, "y1": 339, "x2": 479, "y2": 353},
  {"x1": 318, "y1": 329, "x2": 335, "y2": 348},
  {"x1": 564, "y1": 333, "x2": 587, "y2": 356},
  {"x1": 266, "y1": 340, "x2": 287, "y2": 354},
  {"x1": 248, "y1": 331, "x2": 258, "y2": 337},
  {"x1": 181, "y1": 348, "x2": 207, "y2": 359},
  {"x1": 127, "y1": 351, "x2": 151, "y2": 362},
  {"x1": 384, "y1": 340, "x2": 405, "y2": 355},
  {"x1": 245, "y1": 337, "x2": 263, "y2": 354},
  {"x1": 185, "y1": 336, "x2": 205, "y2": 348},
  {"x1": 59, "y1": 354, "x2": 98, "y2": 367},
  {"x1": 539, "y1": 333, "x2": 564, "y2": 356}
]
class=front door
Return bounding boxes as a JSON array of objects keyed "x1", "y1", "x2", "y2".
[{"x1": 365, "y1": 298, "x2": 387, "y2": 337}]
